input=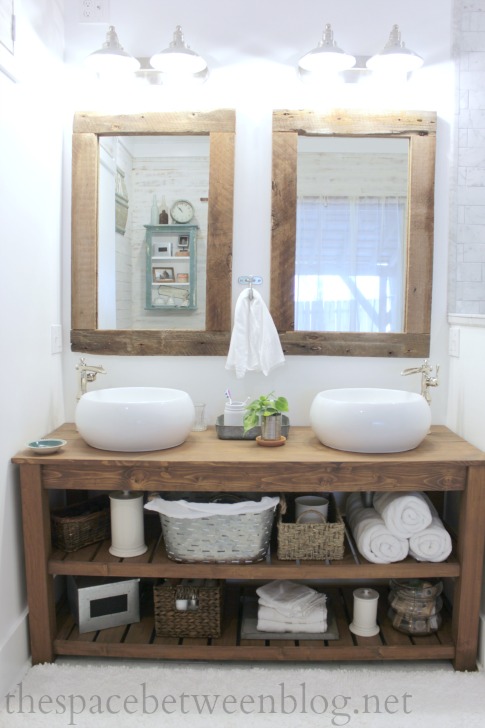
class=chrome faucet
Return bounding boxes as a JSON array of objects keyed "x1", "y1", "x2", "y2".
[
  {"x1": 401, "y1": 359, "x2": 439, "y2": 404},
  {"x1": 76, "y1": 357, "x2": 106, "y2": 400}
]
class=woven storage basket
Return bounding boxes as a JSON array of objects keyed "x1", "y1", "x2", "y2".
[
  {"x1": 277, "y1": 493, "x2": 345, "y2": 560},
  {"x1": 159, "y1": 497, "x2": 277, "y2": 563},
  {"x1": 51, "y1": 495, "x2": 110, "y2": 552},
  {"x1": 153, "y1": 580, "x2": 224, "y2": 638}
]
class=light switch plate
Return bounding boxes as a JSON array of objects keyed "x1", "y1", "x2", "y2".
[{"x1": 51, "y1": 324, "x2": 62, "y2": 354}]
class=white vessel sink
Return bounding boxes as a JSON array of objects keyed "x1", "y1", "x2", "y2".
[
  {"x1": 310, "y1": 388, "x2": 431, "y2": 454},
  {"x1": 75, "y1": 387, "x2": 195, "y2": 452}
]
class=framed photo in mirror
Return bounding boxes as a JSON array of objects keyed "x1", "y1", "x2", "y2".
[{"x1": 153, "y1": 267, "x2": 175, "y2": 283}]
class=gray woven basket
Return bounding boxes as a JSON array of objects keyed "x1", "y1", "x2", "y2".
[
  {"x1": 160, "y1": 500, "x2": 277, "y2": 563},
  {"x1": 277, "y1": 493, "x2": 345, "y2": 560}
]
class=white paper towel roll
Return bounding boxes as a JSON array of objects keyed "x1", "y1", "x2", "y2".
[{"x1": 109, "y1": 491, "x2": 147, "y2": 558}]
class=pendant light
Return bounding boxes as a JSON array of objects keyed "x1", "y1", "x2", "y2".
[
  {"x1": 366, "y1": 25, "x2": 423, "y2": 73},
  {"x1": 150, "y1": 26, "x2": 208, "y2": 76},
  {"x1": 298, "y1": 24, "x2": 356, "y2": 73},
  {"x1": 84, "y1": 26, "x2": 140, "y2": 75}
]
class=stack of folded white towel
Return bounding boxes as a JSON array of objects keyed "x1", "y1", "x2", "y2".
[
  {"x1": 256, "y1": 580, "x2": 327, "y2": 633},
  {"x1": 346, "y1": 492, "x2": 452, "y2": 564}
]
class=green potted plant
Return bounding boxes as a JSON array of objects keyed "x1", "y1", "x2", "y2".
[{"x1": 243, "y1": 392, "x2": 289, "y2": 442}]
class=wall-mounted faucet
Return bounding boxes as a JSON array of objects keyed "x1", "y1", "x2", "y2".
[
  {"x1": 76, "y1": 357, "x2": 106, "y2": 400},
  {"x1": 401, "y1": 359, "x2": 439, "y2": 404}
]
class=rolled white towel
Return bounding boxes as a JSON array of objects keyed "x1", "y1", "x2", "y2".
[
  {"x1": 258, "y1": 602, "x2": 327, "y2": 625},
  {"x1": 373, "y1": 492, "x2": 433, "y2": 538},
  {"x1": 255, "y1": 580, "x2": 323, "y2": 619},
  {"x1": 409, "y1": 515, "x2": 452, "y2": 562},
  {"x1": 346, "y1": 493, "x2": 409, "y2": 564}
]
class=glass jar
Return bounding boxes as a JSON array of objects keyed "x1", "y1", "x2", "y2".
[{"x1": 388, "y1": 579, "x2": 443, "y2": 635}]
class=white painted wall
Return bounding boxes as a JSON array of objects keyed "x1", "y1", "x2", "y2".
[
  {"x1": 0, "y1": 0, "x2": 65, "y2": 698},
  {"x1": 11, "y1": 0, "x2": 485, "y2": 697},
  {"x1": 61, "y1": 0, "x2": 454, "y2": 428}
]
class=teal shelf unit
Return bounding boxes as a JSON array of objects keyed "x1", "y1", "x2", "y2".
[{"x1": 145, "y1": 224, "x2": 198, "y2": 310}]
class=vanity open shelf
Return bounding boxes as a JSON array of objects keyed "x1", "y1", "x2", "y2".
[
  {"x1": 13, "y1": 425, "x2": 485, "y2": 670},
  {"x1": 52, "y1": 583, "x2": 455, "y2": 663}
]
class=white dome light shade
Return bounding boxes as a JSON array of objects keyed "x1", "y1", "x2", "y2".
[
  {"x1": 366, "y1": 25, "x2": 423, "y2": 73},
  {"x1": 84, "y1": 26, "x2": 140, "y2": 75},
  {"x1": 298, "y1": 24, "x2": 356, "y2": 73},
  {"x1": 150, "y1": 26, "x2": 208, "y2": 74}
]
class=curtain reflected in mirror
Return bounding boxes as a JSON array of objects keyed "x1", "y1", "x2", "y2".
[{"x1": 295, "y1": 137, "x2": 408, "y2": 333}]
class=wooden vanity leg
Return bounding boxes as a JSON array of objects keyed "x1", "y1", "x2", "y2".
[
  {"x1": 19, "y1": 464, "x2": 56, "y2": 664},
  {"x1": 452, "y1": 464, "x2": 485, "y2": 671}
]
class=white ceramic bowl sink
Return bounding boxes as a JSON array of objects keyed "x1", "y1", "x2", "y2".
[
  {"x1": 310, "y1": 388, "x2": 431, "y2": 454},
  {"x1": 75, "y1": 387, "x2": 195, "y2": 452}
]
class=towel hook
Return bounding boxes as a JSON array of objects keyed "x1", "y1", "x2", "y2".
[{"x1": 238, "y1": 275, "x2": 263, "y2": 300}]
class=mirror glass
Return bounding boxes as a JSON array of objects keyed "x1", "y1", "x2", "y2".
[
  {"x1": 296, "y1": 136, "x2": 409, "y2": 333},
  {"x1": 271, "y1": 109, "x2": 436, "y2": 358},
  {"x1": 98, "y1": 135, "x2": 210, "y2": 331},
  {"x1": 71, "y1": 110, "x2": 235, "y2": 356}
]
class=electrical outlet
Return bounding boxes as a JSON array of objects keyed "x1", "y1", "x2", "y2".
[{"x1": 78, "y1": 0, "x2": 109, "y2": 23}]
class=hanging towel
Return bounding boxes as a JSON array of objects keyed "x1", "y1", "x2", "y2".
[
  {"x1": 346, "y1": 493, "x2": 409, "y2": 564},
  {"x1": 225, "y1": 288, "x2": 285, "y2": 378},
  {"x1": 373, "y1": 492, "x2": 433, "y2": 539},
  {"x1": 408, "y1": 494, "x2": 452, "y2": 562}
]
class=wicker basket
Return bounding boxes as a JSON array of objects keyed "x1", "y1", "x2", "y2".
[
  {"x1": 159, "y1": 497, "x2": 277, "y2": 563},
  {"x1": 51, "y1": 495, "x2": 111, "y2": 552},
  {"x1": 277, "y1": 493, "x2": 345, "y2": 560},
  {"x1": 153, "y1": 580, "x2": 224, "y2": 638}
]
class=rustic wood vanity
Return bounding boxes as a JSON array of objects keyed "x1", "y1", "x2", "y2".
[{"x1": 13, "y1": 424, "x2": 485, "y2": 670}]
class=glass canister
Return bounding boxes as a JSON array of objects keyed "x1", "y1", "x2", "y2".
[{"x1": 388, "y1": 578, "x2": 443, "y2": 635}]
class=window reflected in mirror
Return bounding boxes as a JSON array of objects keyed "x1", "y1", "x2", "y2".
[{"x1": 295, "y1": 136, "x2": 409, "y2": 333}]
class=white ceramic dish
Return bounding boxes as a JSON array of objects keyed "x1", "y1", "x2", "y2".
[{"x1": 27, "y1": 439, "x2": 67, "y2": 455}]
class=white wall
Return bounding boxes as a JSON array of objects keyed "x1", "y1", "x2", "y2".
[
  {"x1": 0, "y1": 0, "x2": 65, "y2": 698},
  {"x1": 61, "y1": 0, "x2": 454, "y2": 427},
  {"x1": 5, "y1": 0, "x2": 476, "y2": 697}
]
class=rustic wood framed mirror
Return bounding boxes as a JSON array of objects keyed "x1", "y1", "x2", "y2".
[
  {"x1": 270, "y1": 109, "x2": 436, "y2": 357},
  {"x1": 71, "y1": 110, "x2": 235, "y2": 355}
]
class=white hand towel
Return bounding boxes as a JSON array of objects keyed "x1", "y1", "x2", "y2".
[
  {"x1": 255, "y1": 580, "x2": 323, "y2": 618},
  {"x1": 258, "y1": 603, "x2": 327, "y2": 625},
  {"x1": 346, "y1": 493, "x2": 409, "y2": 564},
  {"x1": 257, "y1": 618, "x2": 327, "y2": 634},
  {"x1": 225, "y1": 288, "x2": 285, "y2": 378},
  {"x1": 373, "y1": 491, "x2": 433, "y2": 539}
]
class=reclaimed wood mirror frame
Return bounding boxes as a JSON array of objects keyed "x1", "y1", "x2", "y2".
[
  {"x1": 71, "y1": 110, "x2": 235, "y2": 355},
  {"x1": 270, "y1": 109, "x2": 437, "y2": 358}
]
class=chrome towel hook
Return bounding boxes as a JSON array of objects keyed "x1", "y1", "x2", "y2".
[{"x1": 237, "y1": 275, "x2": 263, "y2": 300}]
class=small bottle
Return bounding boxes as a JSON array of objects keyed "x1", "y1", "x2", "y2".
[
  {"x1": 150, "y1": 194, "x2": 159, "y2": 225},
  {"x1": 159, "y1": 196, "x2": 169, "y2": 224},
  {"x1": 224, "y1": 401, "x2": 246, "y2": 427}
]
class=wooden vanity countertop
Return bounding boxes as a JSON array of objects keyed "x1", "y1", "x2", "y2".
[{"x1": 12, "y1": 424, "x2": 485, "y2": 467}]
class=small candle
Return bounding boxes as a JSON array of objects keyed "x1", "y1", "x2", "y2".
[{"x1": 349, "y1": 587, "x2": 379, "y2": 637}]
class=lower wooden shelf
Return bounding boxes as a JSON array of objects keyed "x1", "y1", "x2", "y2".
[{"x1": 53, "y1": 584, "x2": 455, "y2": 663}]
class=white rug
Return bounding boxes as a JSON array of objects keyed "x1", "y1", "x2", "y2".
[{"x1": 1, "y1": 661, "x2": 485, "y2": 727}]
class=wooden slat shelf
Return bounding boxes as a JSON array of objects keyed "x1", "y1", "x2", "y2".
[
  {"x1": 48, "y1": 525, "x2": 461, "y2": 580},
  {"x1": 53, "y1": 584, "x2": 455, "y2": 663}
]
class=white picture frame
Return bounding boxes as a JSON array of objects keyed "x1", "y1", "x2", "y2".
[{"x1": 152, "y1": 241, "x2": 173, "y2": 257}]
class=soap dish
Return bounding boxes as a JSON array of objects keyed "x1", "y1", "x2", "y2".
[{"x1": 27, "y1": 439, "x2": 67, "y2": 455}]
